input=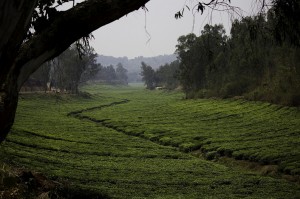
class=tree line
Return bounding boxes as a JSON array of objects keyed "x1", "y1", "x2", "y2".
[
  {"x1": 140, "y1": 61, "x2": 179, "y2": 90},
  {"x1": 96, "y1": 63, "x2": 128, "y2": 85},
  {"x1": 22, "y1": 45, "x2": 99, "y2": 94},
  {"x1": 141, "y1": 8, "x2": 299, "y2": 106},
  {"x1": 24, "y1": 46, "x2": 129, "y2": 94}
]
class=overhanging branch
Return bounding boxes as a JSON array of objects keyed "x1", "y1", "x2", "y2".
[{"x1": 16, "y1": 0, "x2": 150, "y2": 89}]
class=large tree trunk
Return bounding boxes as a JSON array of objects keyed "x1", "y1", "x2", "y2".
[
  {"x1": 0, "y1": 0, "x2": 38, "y2": 141},
  {"x1": 0, "y1": 0, "x2": 149, "y2": 142},
  {"x1": 0, "y1": 75, "x2": 19, "y2": 142}
]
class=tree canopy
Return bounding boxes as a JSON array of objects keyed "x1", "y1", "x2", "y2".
[{"x1": 175, "y1": 12, "x2": 299, "y2": 105}]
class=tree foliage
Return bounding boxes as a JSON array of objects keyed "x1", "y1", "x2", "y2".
[
  {"x1": 156, "y1": 61, "x2": 180, "y2": 90},
  {"x1": 175, "y1": 8, "x2": 300, "y2": 105},
  {"x1": 96, "y1": 63, "x2": 128, "y2": 85},
  {"x1": 116, "y1": 63, "x2": 129, "y2": 85},
  {"x1": 270, "y1": 0, "x2": 300, "y2": 46},
  {"x1": 176, "y1": 24, "x2": 228, "y2": 97},
  {"x1": 140, "y1": 61, "x2": 179, "y2": 90},
  {"x1": 51, "y1": 46, "x2": 100, "y2": 93},
  {"x1": 140, "y1": 62, "x2": 156, "y2": 90},
  {"x1": 25, "y1": 45, "x2": 100, "y2": 94}
]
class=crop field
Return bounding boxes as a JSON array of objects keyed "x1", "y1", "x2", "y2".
[{"x1": 1, "y1": 84, "x2": 300, "y2": 198}]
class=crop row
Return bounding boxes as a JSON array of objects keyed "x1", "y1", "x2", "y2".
[
  {"x1": 0, "y1": 85, "x2": 299, "y2": 198},
  {"x1": 82, "y1": 84, "x2": 300, "y2": 176}
]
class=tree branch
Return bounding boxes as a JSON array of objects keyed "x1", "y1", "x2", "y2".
[
  {"x1": 16, "y1": 0, "x2": 150, "y2": 89},
  {"x1": 0, "y1": 0, "x2": 38, "y2": 84}
]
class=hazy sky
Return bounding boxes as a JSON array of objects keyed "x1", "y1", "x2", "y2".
[{"x1": 89, "y1": 0, "x2": 261, "y2": 58}]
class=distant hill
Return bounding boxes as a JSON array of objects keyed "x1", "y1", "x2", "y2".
[
  {"x1": 96, "y1": 54, "x2": 177, "y2": 82},
  {"x1": 96, "y1": 54, "x2": 177, "y2": 72}
]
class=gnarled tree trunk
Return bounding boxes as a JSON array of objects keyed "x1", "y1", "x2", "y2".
[
  {"x1": 0, "y1": 75, "x2": 19, "y2": 142},
  {"x1": 0, "y1": 0, "x2": 38, "y2": 141},
  {"x1": 0, "y1": 0, "x2": 149, "y2": 142}
]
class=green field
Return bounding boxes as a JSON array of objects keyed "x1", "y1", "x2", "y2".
[{"x1": 1, "y1": 84, "x2": 300, "y2": 198}]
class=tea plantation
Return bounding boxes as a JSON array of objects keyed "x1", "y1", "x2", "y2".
[{"x1": 1, "y1": 84, "x2": 299, "y2": 198}]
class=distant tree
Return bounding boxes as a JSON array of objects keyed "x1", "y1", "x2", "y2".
[
  {"x1": 156, "y1": 61, "x2": 180, "y2": 90},
  {"x1": 26, "y1": 61, "x2": 51, "y2": 92},
  {"x1": 200, "y1": 24, "x2": 228, "y2": 94},
  {"x1": 62, "y1": 47, "x2": 84, "y2": 93},
  {"x1": 106, "y1": 65, "x2": 118, "y2": 83},
  {"x1": 175, "y1": 33, "x2": 198, "y2": 94},
  {"x1": 140, "y1": 62, "x2": 156, "y2": 90},
  {"x1": 50, "y1": 46, "x2": 100, "y2": 94},
  {"x1": 116, "y1": 63, "x2": 128, "y2": 85},
  {"x1": 97, "y1": 65, "x2": 118, "y2": 84},
  {"x1": 97, "y1": 66, "x2": 107, "y2": 82},
  {"x1": 51, "y1": 57, "x2": 65, "y2": 92},
  {"x1": 80, "y1": 52, "x2": 101, "y2": 83}
]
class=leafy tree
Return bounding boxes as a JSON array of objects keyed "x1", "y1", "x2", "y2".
[
  {"x1": 60, "y1": 47, "x2": 84, "y2": 93},
  {"x1": 116, "y1": 63, "x2": 128, "y2": 85},
  {"x1": 106, "y1": 65, "x2": 118, "y2": 83},
  {"x1": 223, "y1": 16, "x2": 271, "y2": 95},
  {"x1": 50, "y1": 46, "x2": 100, "y2": 94},
  {"x1": 25, "y1": 61, "x2": 51, "y2": 92},
  {"x1": 140, "y1": 61, "x2": 179, "y2": 90},
  {"x1": 156, "y1": 61, "x2": 180, "y2": 90},
  {"x1": 140, "y1": 62, "x2": 156, "y2": 90},
  {"x1": 176, "y1": 25, "x2": 227, "y2": 97},
  {"x1": 270, "y1": 0, "x2": 300, "y2": 46},
  {"x1": 80, "y1": 51, "x2": 101, "y2": 84},
  {"x1": 175, "y1": 33, "x2": 198, "y2": 94},
  {"x1": 198, "y1": 24, "x2": 228, "y2": 92},
  {"x1": 97, "y1": 64, "x2": 131, "y2": 84}
]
